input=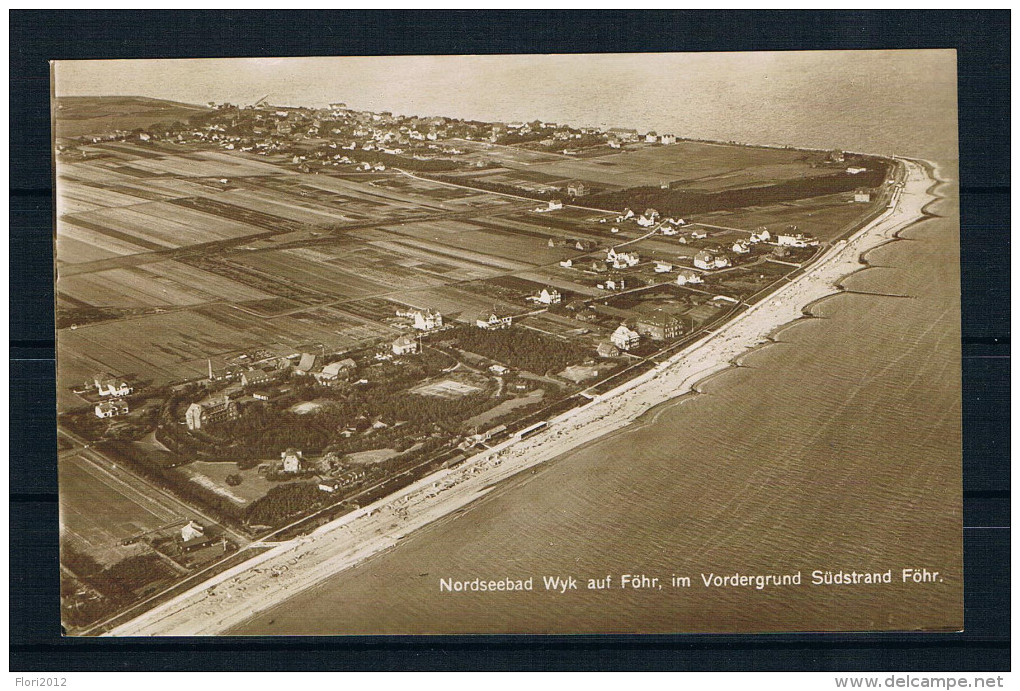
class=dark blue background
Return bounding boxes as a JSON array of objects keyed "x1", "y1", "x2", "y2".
[{"x1": 9, "y1": 10, "x2": 1010, "y2": 671}]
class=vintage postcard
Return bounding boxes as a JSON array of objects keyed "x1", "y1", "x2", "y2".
[{"x1": 53, "y1": 51, "x2": 962, "y2": 635}]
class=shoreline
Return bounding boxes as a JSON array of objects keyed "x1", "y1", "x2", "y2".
[{"x1": 107, "y1": 156, "x2": 940, "y2": 637}]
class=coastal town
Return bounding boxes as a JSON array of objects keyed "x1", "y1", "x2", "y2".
[{"x1": 55, "y1": 95, "x2": 898, "y2": 633}]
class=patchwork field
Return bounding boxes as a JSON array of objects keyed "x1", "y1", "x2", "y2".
[
  {"x1": 55, "y1": 121, "x2": 883, "y2": 416},
  {"x1": 59, "y1": 452, "x2": 185, "y2": 564},
  {"x1": 57, "y1": 260, "x2": 276, "y2": 308},
  {"x1": 506, "y1": 141, "x2": 835, "y2": 191},
  {"x1": 57, "y1": 303, "x2": 397, "y2": 400}
]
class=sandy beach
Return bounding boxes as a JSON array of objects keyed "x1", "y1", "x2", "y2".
[{"x1": 107, "y1": 157, "x2": 937, "y2": 637}]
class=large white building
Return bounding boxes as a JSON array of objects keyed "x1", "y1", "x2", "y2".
[
  {"x1": 530, "y1": 287, "x2": 562, "y2": 305},
  {"x1": 391, "y1": 334, "x2": 419, "y2": 355},
  {"x1": 777, "y1": 233, "x2": 819, "y2": 248},
  {"x1": 694, "y1": 250, "x2": 731, "y2": 270},
  {"x1": 93, "y1": 372, "x2": 132, "y2": 397},
  {"x1": 610, "y1": 323, "x2": 641, "y2": 351},
  {"x1": 185, "y1": 396, "x2": 239, "y2": 431},
  {"x1": 476, "y1": 312, "x2": 513, "y2": 330},
  {"x1": 94, "y1": 399, "x2": 129, "y2": 418},
  {"x1": 397, "y1": 308, "x2": 443, "y2": 331},
  {"x1": 676, "y1": 269, "x2": 704, "y2": 286}
]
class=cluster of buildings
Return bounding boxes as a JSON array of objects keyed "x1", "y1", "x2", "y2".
[
  {"x1": 318, "y1": 469, "x2": 366, "y2": 493},
  {"x1": 644, "y1": 132, "x2": 678, "y2": 145},
  {"x1": 396, "y1": 307, "x2": 444, "y2": 332},
  {"x1": 274, "y1": 448, "x2": 367, "y2": 489},
  {"x1": 95, "y1": 399, "x2": 130, "y2": 418},
  {"x1": 607, "y1": 247, "x2": 640, "y2": 269},
  {"x1": 93, "y1": 372, "x2": 132, "y2": 398},
  {"x1": 91, "y1": 372, "x2": 132, "y2": 418}
]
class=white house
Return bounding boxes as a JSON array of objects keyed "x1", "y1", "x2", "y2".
[
  {"x1": 777, "y1": 233, "x2": 819, "y2": 248},
  {"x1": 749, "y1": 228, "x2": 771, "y2": 243},
  {"x1": 610, "y1": 323, "x2": 641, "y2": 351},
  {"x1": 93, "y1": 372, "x2": 132, "y2": 397},
  {"x1": 398, "y1": 308, "x2": 443, "y2": 331},
  {"x1": 476, "y1": 312, "x2": 513, "y2": 330},
  {"x1": 535, "y1": 200, "x2": 563, "y2": 213},
  {"x1": 846, "y1": 166, "x2": 867, "y2": 175},
  {"x1": 732, "y1": 240, "x2": 751, "y2": 254},
  {"x1": 94, "y1": 400, "x2": 129, "y2": 418},
  {"x1": 391, "y1": 334, "x2": 419, "y2": 356},
  {"x1": 693, "y1": 251, "x2": 716, "y2": 270},
  {"x1": 690, "y1": 229, "x2": 708, "y2": 240},
  {"x1": 854, "y1": 189, "x2": 872, "y2": 203},
  {"x1": 530, "y1": 287, "x2": 562, "y2": 305},
  {"x1": 659, "y1": 134, "x2": 677, "y2": 145},
  {"x1": 281, "y1": 448, "x2": 303, "y2": 473},
  {"x1": 180, "y1": 521, "x2": 205, "y2": 542},
  {"x1": 559, "y1": 259, "x2": 573, "y2": 268},
  {"x1": 654, "y1": 261, "x2": 673, "y2": 273},
  {"x1": 676, "y1": 269, "x2": 703, "y2": 286},
  {"x1": 316, "y1": 358, "x2": 356, "y2": 383},
  {"x1": 607, "y1": 247, "x2": 639, "y2": 268},
  {"x1": 598, "y1": 278, "x2": 625, "y2": 291}
]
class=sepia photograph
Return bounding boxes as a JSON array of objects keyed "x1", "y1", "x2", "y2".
[{"x1": 51, "y1": 50, "x2": 963, "y2": 637}]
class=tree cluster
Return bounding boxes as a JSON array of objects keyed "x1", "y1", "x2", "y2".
[{"x1": 447, "y1": 326, "x2": 590, "y2": 375}]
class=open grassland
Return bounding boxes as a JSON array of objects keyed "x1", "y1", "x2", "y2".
[
  {"x1": 175, "y1": 462, "x2": 277, "y2": 507},
  {"x1": 516, "y1": 141, "x2": 834, "y2": 191},
  {"x1": 692, "y1": 192, "x2": 885, "y2": 242},
  {"x1": 58, "y1": 260, "x2": 275, "y2": 309},
  {"x1": 54, "y1": 96, "x2": 210, "y2": 139},
  {"x1": 59, "y1": 452, "x2": 183, "y2": 564}
]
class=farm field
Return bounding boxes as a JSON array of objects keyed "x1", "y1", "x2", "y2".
[
  {"x1": 59, "y1": 451, "x2": 185, "y2": 565},
  {"x1": 692, "y1": 192, "x2": 883, "y2": 242},
  {"x1": 508, "y1": 140, "x2": 835, "y2": 190},
  {"x1": 57, "y1": 260, "x2": 276, "y2": 308},
  {"x1": 55, "y1": 106, "x2": 884, "y2": 421},
  {"x1": 57, "y1": 303, "x2": 397, "y2": 404}
]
